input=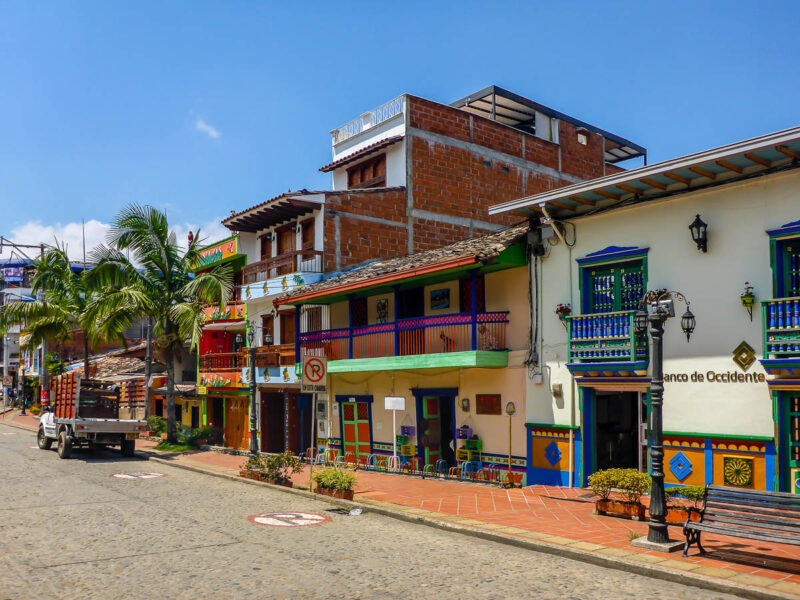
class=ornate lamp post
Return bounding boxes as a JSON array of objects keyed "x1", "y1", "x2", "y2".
[
  {"x1": 505, "y1": 401, "x2": 516, "y2": 477},
  {"x1": 247, "y1": 320, "x2": 258, "y2": 455},
  {"x1": 634, "y1": 290, "x2": 695, "y2": 547}
]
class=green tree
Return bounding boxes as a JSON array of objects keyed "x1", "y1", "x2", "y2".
[
  {"x1": 85, "y1": 204, "x2": 232, "y2": 442},
  {"x1": 0, "y1": 245, "x2": 95, "y2": 377}
]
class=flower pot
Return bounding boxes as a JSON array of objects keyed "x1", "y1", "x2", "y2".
[
  {"x1": 664, "y1": 506, "x2": 701, "y2": 525},
  {"x1": 239, "y1": 471, "x2": 293, "y2": 488},
  {"x1": 595, "y1": 499, "x2": 646, "y2": 520},
  {"x1": 315, "y1": 487, "x2": 355, "y2": 501},
  {"x1": 160, "y1": 433, "x2": 168, "y2": 440}
]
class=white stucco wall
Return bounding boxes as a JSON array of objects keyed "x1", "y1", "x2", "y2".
[{"x1": 531, "y1": 169, "x2": 800, "y2": 438}]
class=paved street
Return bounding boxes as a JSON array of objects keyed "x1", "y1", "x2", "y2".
[{"x1": 0, "y1": 424, "x2": 738, "y2": 600}]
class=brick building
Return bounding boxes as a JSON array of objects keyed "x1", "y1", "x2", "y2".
[{"x1": 213, "y1": 85, "x2": 644, "y2": 454}]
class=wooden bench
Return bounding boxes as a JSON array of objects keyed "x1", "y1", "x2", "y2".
[{"x1": 683, "y1": 485, "x2": 800, "y2": 557}]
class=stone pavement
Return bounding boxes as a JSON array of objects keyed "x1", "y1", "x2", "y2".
[
  {"x1": 4, "y1": 410, "x2": 800, "y2": 597},
  {"x1": 0, "y1": 426, "x2": 740, "y2": 600}
]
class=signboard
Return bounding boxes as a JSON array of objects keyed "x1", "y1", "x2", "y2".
[
  {"x1": 202, "y1": 303, "x2": 245, "y2": 323},
  {"x1": 384, "y1": 396, "x2": 406, "y2": 411},
  {"x1": 3, "y1": 375, "x2": 12, "y2": 387},
  {"x1": 198, "y1": 386, "x2": 208, "y2": 396},
  {"x1": 198, "y1": 371, "x2": 247, "y2": 389},
  {"x1": 301, "y1": 356, "x2": 327, "y2": 393},
  {"x1": 196, "y1": 237, "x2": 239, "y2": 269}
]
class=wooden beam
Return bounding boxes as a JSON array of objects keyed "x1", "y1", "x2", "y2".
[
  {"x1": 663, "y1": 171, "x2": 691, "y2": 185},
  {"x1": 640, "y1": 178, "x2": 667, "y2": 191},
  {"x1": 548, "y1": 200, "x2": 576, "y2": 212},
  {"x1": 776, "y1": 145, "x2": 800, "y2": 160},
  {"x1": 568, "y1": 195, "x2": 596, "y2": 206},
  {"x1": 688, "y1": 166, "x2": 716, "y2": 179},
  {"x1": 716, "y1": 159, "x2": 743, "y2": 174},
  {"x1": 744, "y1": 153, "x2": 771, "y2": 168},
  {"x1": 593, "y1": 189, "x2": 620, "y2": 201},
  {"x1": 616, "y1": 183, "x2": 641, "y2": 194}
]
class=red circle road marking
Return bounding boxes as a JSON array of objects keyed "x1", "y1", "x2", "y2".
[
  {"x1": 110, "y1": 472, "x2": 168, "y2": 479},
  {"x1": 248, "y1": 512, "x2": 332, "y2": 527},
  {"x1": 303, "y1": 358, "x2": 325, "y2": 383}
]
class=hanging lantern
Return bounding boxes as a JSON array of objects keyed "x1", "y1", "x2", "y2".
[
  {"x1": 634, "y1": 308, "x2": 649, "y2": 337},
  {"x1": 688, "y1": 214, "x2": 708, "y2": 253},
  {"x1": 681, "y1": 306, "x2": 696, "y2": 342}
]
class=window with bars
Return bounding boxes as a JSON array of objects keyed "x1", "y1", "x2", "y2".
[
  {"x1": 584, "y1": 261, "x2": 645, "y2": 314},
  {"x1": 789, "y1": 395, "x2": 800, "y2": 464}
]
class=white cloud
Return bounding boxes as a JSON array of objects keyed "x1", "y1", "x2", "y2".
[
  {"x1": 195, "y1": 118, "x2": 221, "y2": 140},
  {"x1": 0, "y1": 217, "x2": 230, "y2": 262}
]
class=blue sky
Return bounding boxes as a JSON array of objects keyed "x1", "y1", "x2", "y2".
[{"x1": 1, "y1": 1, "x2": 798, "y2": 256}]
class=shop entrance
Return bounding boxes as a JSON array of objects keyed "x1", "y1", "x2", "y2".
[
  {"x1": 417, "y1": 393, "x2": 455, "y2": 467},
  {"x1": 224, "y1": 396, "x2": 249, "y2": 450},
  {"x1": 779, "y1": 392, "x2": 800, "y2": 493},
  {"x1": 207, "y1": 397, "x2": 224, "y2": 428},
  {"x1": 592, "y1": 390, "x2": 647, "y2": 472},
  {"x1": 261, "y1": 391, "x2": 286, "y2": 453}
]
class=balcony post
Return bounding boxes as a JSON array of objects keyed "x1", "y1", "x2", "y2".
[
  {"x1": 470, "y1": 270, "x2": 478, "y2": 351},
  {"x1": 294, "y1": 305, "x2": 301, "y2": 363},
  {"x1": 393, "y1": 286, "x2": 400, "y2": 356},
  {"x1": 347, "y1": 295, "x2": 354, "y2": 359}
]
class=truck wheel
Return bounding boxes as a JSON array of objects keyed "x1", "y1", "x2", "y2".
[
  {"x1": 121, "y1": 439, "x2": 135, "y2": 457},
  {"x1": 37, "y1": 428, "x2": 53, "y2": 450},
  {"x1": 57, "y1": 431, "x2": 72, "y2": 459}
]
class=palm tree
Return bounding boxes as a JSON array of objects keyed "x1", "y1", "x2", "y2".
[
  {"x1": 85, "y1": 204, "x2": 232, "y2": 443},
  {"x1": 0, "y1": 245, "x2": 95, "y2": 377}
]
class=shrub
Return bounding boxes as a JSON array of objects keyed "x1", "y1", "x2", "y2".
[
  {"x1": 186, "y1": 426, "x2": 222, "y2": 446},
  {"x1": 312, "y1": 467, "x2": 356, "y2": 492},
  {"x1": 147, "y1": 415, "x2": 166, "y2": 434},
  {"x1": 666, "y1": 485, "x2": 706, "y2": 507},
  {"x1": 617, "y1": 469, "x2": 651, "y2": 503},
  {"x1": 29, "y1": 404, "x2": 41, "y2": 415},
  {"x1": 588, "y1": 468, "x2": 617, "y2": 500},
  {"x1": 243, "y1": 452, "x2": 302, "y2": 484}
]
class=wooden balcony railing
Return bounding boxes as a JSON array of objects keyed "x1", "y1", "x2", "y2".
[
  {"x1": 239, "y1": 344, "x2": 296, "y2": 368},
  {"x1": 566, "y1": 310, "x2": 648, "y2": 363},
  {"x1": 763, "y1": 299, "x2": 800, "y2": 358},
  {"x1": 242, "y1": 250, "x2": 323, "y2": 284},
  {"x1": 298, "y1": 311, "x2": 509, "y2": 361},
  {"x1": 199, "y1": 352, "x2": 244, "y2": 372}
]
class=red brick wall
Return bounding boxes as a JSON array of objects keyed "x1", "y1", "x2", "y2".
[{"x1": 322, "y1": 189, "x2": 408, "y2": 271}]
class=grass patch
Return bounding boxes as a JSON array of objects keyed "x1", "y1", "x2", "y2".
[
  {"x1": 154, "y1": 442, "x2": 196, "y2": 453},
  {"x1": 628, "y1": 532, "x2": 641, "y2": 541}
]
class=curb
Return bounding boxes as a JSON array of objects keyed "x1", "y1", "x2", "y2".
[{"x1": 138, "y1": 451, "x2": 795, "y2": 600}]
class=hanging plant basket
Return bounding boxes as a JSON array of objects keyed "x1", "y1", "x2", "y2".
[{"x1": 740, "y1": 294, "x2": 755, "y2": 307}]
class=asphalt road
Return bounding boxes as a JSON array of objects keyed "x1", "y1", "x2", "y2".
[{"x1": 0, "y1": 423, "x2": 739, "y2": 600}]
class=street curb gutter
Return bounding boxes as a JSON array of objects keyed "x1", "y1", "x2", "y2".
[{"x1": 139, "y1": 452, "x2": 794, "y2": 600}]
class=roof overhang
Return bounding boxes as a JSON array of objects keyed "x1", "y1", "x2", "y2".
[
  {"x1": 489, "y1": 126, "x2": 800, "y2": 220},
  {"x1": 320, "y1": 135, "x2": 403, "y2": 172},
  {"x1": 223, "y1": 192, "x2": 324, "y2": 233},
  {"x1": 451, "y1": 85, "x2": 645, "y2": 163}
]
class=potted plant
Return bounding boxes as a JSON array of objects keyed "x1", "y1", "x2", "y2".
[
  {"x1": 664, "y1": 486, "x2": 705, "y2": 524},
  {"x1": 555, "y1": 303, "x2": 572, "y2": 320},
  {"x1": 590, "y1": 468, "x2": 649, "y2": 520},
  {"x1": 312, "y1": 467, "x2": 356, "y2": 500},
  {"x1": 239, "y1": 451, "x2": 302, "y2": 487},
  {"x1": 740, "y1": 282, "x2": 756, "y2": 307}
]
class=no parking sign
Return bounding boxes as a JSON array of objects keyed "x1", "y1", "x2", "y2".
[{"x1": 301, "y1": 356, "x2": 327, "y2": 393}]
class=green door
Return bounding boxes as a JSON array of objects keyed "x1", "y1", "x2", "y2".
[
  {"x1": 419, "y1": 396, "x2": 442, "y2": 465},
  {"x1": 341, "y1": 401, "x2": 371, "y2": 460},
  {"x1": 782, "y1": 393, "x2": 800, "y2": 493}
]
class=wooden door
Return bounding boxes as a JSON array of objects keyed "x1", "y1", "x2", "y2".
[
  {"x1": 419, "y1": 396, "x2": 442, "y2": 465},
  {"x1": 277, "y1": 226, "x2": 295, "y2": 275},
  {"x1": 224, "y1": 397, "x2": 248, "y2": 450},
  {"x1": 280, "y1": 312, "x2": 295, "y2": 345},
  {"x1": 351, "y1": 298, "x2": 368, "y2": 328},
  {"x1": 341, "y1": 401, "x2": 370, "y2": 459},
  {"x1": 260, "y1": 235, "x2": 271, "y2": 260},
  {"x1": 261, "y1": 314, "x2": 274, "y2": 346}
]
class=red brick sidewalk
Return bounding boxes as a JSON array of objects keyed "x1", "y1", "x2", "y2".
[{"x1": 3, "y1": 409, "x2": 798, "y2": 596}]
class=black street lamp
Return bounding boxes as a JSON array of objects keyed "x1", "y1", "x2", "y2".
[
  {"x1": 634, "y1": 290, "x2": 695, "y2": 547},
  {"x1": 247, "y1": 321, "x2": 258, "y2": 455}
]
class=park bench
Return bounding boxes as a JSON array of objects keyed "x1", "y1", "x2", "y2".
[{"x1": 683, "y1": 484, "x2": 800, "y2": 557}]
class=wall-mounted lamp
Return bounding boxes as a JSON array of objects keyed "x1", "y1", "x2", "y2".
[
  {"x1": 689, "y1": 214, "x2": 708, "y2": 253},
  {"x1": 460, "y1": 397, "x2": 470, "y2": 412},
  {"x1": 263, "y1": 232, "x2": 275, "y2": 242},
  {"x1": 234, "y1": 333, "x2": 243, "y2": 345},
  {"x1": 263, "y1": 331, "x2": 273, "y2": 345}
]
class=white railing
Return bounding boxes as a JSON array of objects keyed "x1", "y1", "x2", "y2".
[{"x1": 332, "y1": 96, "x2": 404, "y2": 145}]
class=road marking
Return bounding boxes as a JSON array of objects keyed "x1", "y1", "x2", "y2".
[
  {"x1": 248, "y1": 511, "x2": 332, "y2": 528},
  {"x1": 110, "y1": 472, "x2": 168, "y2": 479},
  {"x1": 1, "y1": 432, "x2": 17, "y2": 435}
]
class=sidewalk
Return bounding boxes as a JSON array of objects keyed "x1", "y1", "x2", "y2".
[{"x1": 3, "y1": 410, "x2": 799, "y2": 597}]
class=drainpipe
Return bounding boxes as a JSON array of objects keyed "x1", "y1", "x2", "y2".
[{"x1": 541, "y1": 205, "x2": 576, "y2": 488}]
